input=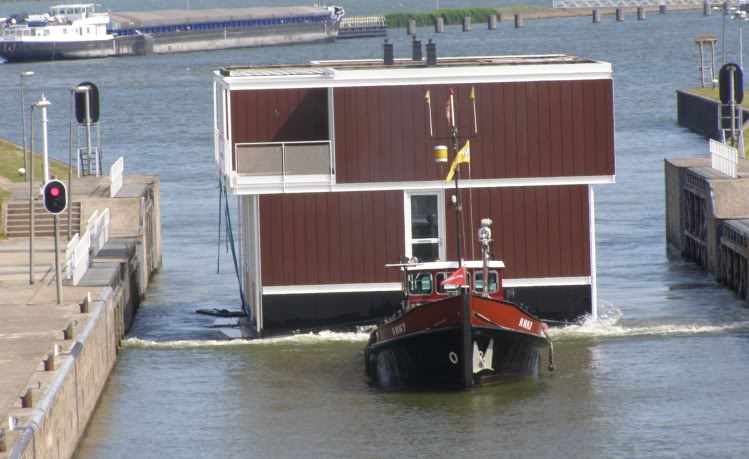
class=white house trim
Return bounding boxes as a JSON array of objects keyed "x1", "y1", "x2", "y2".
[{"x1": 503, "y1": 276, "x2": 591, "y2": 287}]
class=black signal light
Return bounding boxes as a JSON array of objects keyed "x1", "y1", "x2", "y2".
[{"x1": 43, "y1": 180, "x2": 67, "y2": 214}]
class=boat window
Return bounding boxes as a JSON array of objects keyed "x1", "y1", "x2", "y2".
[
  {"x1": 473, "y1": 271, "x2": 499, "y2": 293},
  {"x1": 43, "y1": 29, "x2": 50, "y2": 36},
  {"x1": 408, "y1": 273, "x2": 432, "y2": 296},
  {"x1": 436, "y1": 272, "x2": 470, "y2": 294}
]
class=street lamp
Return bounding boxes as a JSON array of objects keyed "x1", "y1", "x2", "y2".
[
  {"x1": 714, "y1": 2, "x2": 738, "y2": 66},
  {"x1": 731, "y1": 10, "x2": 748, "y2": 69},
  {"x1": 19, "y1": 71, "x2": 34, "y2": 182}
]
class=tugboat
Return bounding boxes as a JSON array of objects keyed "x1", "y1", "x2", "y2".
[
  {"x1": 364, "y1": 87, "x2": 554, "y2": 389},
  {"x1": 364, "y1": 220, "x2": 554, "y2": 388}
]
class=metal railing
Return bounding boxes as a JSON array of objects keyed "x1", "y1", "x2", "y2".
[
  {"x1": 340, "y1": 16, "x2": 386, "y2": 28},
  {"x1": 110, "y1": 156, "x2": 124, "y2": 197},
  {"x1": 65, "y1": 207, "x2": 110, "y2": 286},
  {"x1": 710, "y1": 139, "x2": 738, "y2": 178},
  {"x1": 234, "y1": 141, "x2": 333, "y2": 185}
]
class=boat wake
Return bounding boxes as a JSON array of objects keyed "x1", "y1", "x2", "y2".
[
  {"x1": 122, "y1": 330, "x2": 369, "y2": 349},
  {"x1": 549, "y1": 302, "x2": 749, "y2": 341}
]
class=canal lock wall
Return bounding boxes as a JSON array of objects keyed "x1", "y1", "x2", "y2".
[
  {"x1": 1, "y1": 177, "x2": 161, "y2": 459},
  {"x1": 669, "y1": 91, "x2": 749, "y2": 300}
]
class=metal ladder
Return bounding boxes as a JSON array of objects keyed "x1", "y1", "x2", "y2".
[
  {"x1": 719, "y1": 103, "x2": 745, "y2": 157},
  {"x1": 75, "y1": 122, "x2": 102, "y2": 176}
]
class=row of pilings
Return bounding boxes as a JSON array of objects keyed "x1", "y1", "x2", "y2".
[{"x1": 405, "y1": 5, "x2": 712, "y2": 34}]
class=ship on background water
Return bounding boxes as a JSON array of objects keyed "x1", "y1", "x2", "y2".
[{"x1": 0, "y1": 3, "x2": 345, "y2": 62}]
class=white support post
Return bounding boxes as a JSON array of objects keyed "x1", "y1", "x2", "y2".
[{"x1": 589, "y1": 185, "x2": 598, "y2": 321}]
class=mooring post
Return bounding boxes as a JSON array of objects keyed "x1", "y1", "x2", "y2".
[
  {"x1": 463, "y1": 16, "x2": 471, "y2": 31},
  {"x1": 616, "y1": 8, "x2": 624, "y2": 22},
  {"x1": 515, "y1": 13, "x2": 524, "y2": 28},
  {"x1": 435, "y1": 16, "x2": 444, "y2": 33},
  {"x1": 488, "y1": 14, "x2": 497, "y2": 30},
  {"x1": 407, "y1": 19, "x2": 416, "y2": 35},
  {"x1": 638, "y1": 6, "x2": 646, "y2": 20},
  {"x1": 593, "y1": 9, "x2": 601, "y2": 23},
  {"x1": 660, "y1": 5, "x2": 667, "y2": 14},
  {"x1": 704, "y1": 2, "x2": 712, "y2": 16}
]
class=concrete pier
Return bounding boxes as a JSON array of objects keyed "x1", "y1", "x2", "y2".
[
  {"x1": 488, "y1": 15, "x2": 497, "y2": 30},
  {"x1": 462, "y1": 16, "x2": 471, "y2": 32},
  {"x1": 407, "y1": 19, "x2": 416, "y2": 35},
  {"x1": 666, "y1": 157, "x2": 749, "y2": 299},
  {"x1": 616, "y1": 8, "x2": 624, "y2": 21},
  {"x1": 435, "y1": 17, "x2": 444, "y2": 33},
  {"x1": 515, "y1": 14, "x2": 524, "y2": 28},
  {"x1": 0, "y1": 174, "x2": 161, "y2": 458},
  {"x1": 593, "y1": 10, "x2": 601, "y2": 23},
  {"x1": 638, "y1": 7, "x2": 646, "y2": 20},
  {"x1": 660, "y1": 5, "x2": 667, "y2": 14}
]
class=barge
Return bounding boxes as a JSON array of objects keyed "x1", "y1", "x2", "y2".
[{"x1": 0, "y1": 3, "x2": 344, "y2": 62}]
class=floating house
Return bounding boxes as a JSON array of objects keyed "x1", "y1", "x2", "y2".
[{"x1": 213, "y1": 48, "x2": 615, "y2": 333}]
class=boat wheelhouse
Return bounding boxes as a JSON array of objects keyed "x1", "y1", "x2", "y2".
[{"x1": 213, "y1": 50, "x2": 616, "y2": 335}]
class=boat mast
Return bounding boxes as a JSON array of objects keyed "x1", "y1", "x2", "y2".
[{"x1": 448, "y1": 89, "x2": 463, "y2": 270}]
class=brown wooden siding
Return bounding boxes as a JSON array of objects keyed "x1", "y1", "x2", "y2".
[
  {"x1": 260, "y1": 191, "x2": 404, "y2": 286},
  {"x1": 444, "y1": 185, "x2": 591, "y2": 279},
  {"x1": 260, "y1": 185, "x2": 590, "y2": 286},
  {"x1": 332, "y1": 80, "x2": 614, "y2": 183},
  {"x1": 231, "y1": 88, "x2": 328, "y2": 144}
]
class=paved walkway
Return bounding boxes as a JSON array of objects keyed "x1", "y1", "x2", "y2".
[{"x1": 0, "y1": 238, "x2": 108, "y2": 431}]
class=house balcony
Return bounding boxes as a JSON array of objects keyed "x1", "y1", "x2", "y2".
[{"x1": 227, "y1": 140, "x2": 334, "y2": 194}]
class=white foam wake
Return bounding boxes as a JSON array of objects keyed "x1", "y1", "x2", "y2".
[
  {"x1": 123, "y1": 330, "x2": 370, "y2": 349},
  {"x1": 548, "y1": 302, "x2": 749, "y2": 341}
]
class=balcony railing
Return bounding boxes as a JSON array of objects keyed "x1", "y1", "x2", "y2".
[{"x1": 233, "y1": 141, "x2": 333, "y2": 190}]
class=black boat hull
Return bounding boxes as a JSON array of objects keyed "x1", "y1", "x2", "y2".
[
  {"x1": 0, "y1": 39, "x2": 115, "y2": 62},
  {"x1": 365, "y1": 325, "x2": 547, "y2": 388}
]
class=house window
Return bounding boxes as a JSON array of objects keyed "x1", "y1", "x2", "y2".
[{"x1": 405, "y1": 192, "x2": 444, "y2": 262}]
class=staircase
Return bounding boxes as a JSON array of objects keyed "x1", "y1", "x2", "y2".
[{"x1": 4, "y1": 201, "x2": 81, "y2": 238}]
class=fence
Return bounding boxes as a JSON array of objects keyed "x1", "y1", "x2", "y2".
[
  {"x1": 65, "y1": 207, "x2": 110, "y2": 286},
  {"x1": 710, "y1": 139, "x2": 738, "y2": 179},
  {"x1": 110, "y1": 156, "x2": 124, "y2": 197}
]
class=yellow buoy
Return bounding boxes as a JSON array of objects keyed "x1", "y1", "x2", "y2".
[{"x1": 434, "y1": 145, "x2": 448, "y2": 163}]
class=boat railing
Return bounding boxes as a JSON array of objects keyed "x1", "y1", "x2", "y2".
[
  {"x1": 339, "y1": 16, "x2": 386, "y2": 29},
  {"x1": 233, "y1": 140, "x2": 333, "y2": 190}
]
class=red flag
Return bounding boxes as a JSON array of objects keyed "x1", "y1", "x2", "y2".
[{"x1": 440, "y1": 266, "x2": 466, "y2": 287}]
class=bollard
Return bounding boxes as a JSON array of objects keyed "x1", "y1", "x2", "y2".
[
  {"x1": 593, "y1": 9, "x2": 601, "y2": 23},
  {"x1": 616, "y1": 8, "x2": 624, "y2": 22},
  {"x1": 44, "y1": 353, "x2": 55, "y2": 371},
  {"x1": 515, "y1": 13, "x2": 524, "y2": 28},
  {"x1": 412, "y1": 36, "x2": 422, "y2": 61},
  {"x1": 21, "y1": 388, "x2": 33, "y2": 408},
  {"x1": 407, "y1": 19, "x2": 416, "y2": 35},
  {"x1": 638, "y1": 6, "x2": 646, "y2": 20},
  {"x1": 704, "y1": 2, "x2": 711, "y2": 16},
  {"x1": 660, "y1": 5, "x2": 667, "y2": 14},
  {"x1": 488, "y1": 14, "x2": 497, "y2": 30},
  {"x1": 463, "y1": 16, "x2": 471, "y2": 32},
  {"x1": 0, "y1": 428, "x2": 6, "y2": 453},
  {"x1": 435, "y1": 16, "x2": 444, "y2": 33},
  {"x1": 63, "y1": 322, "x2": 74, "y2": 340}
]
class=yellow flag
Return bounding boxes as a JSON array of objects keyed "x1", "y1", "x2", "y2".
[{"x1": 445, "y1": 141, "x2": 470, "y2": 181}]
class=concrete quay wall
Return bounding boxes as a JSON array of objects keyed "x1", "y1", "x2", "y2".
[
  {"x1": 0, "y1": 176, "x2": 161, "y2": 459},
  {"x1": 665, "y1": 157, "x2": 749, "y2": 299},
  {"x1": 676, "y1": 90, "x2": 749, "y2": 140}
]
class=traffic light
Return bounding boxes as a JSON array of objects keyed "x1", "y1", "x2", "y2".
[{"x1": 43, "y1": 180, "x2": 67, "y2": 214}]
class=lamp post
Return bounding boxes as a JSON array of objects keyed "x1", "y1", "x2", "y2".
[
  {"x1": 714, "y1": 2, "x2": 737, "y2": 66},
  {"x1": 19, "y1": 71, "x2": 34, "y2": 182},
  {"x1": 731, "y1": 10, "x2": 748, "y2": 69}
]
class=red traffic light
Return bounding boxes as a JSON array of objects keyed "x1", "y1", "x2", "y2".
[{"x1": 43, "y1": 180, "x2": 67, "y2": 214}]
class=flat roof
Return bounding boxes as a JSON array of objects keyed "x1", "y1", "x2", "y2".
[{"x1": 216, "y1": 54, "x2": 612, "y2": 90}]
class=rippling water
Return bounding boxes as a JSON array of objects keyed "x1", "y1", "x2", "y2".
[{"x1": 3, "y1": 1, "x2": 749, "y2": 457}]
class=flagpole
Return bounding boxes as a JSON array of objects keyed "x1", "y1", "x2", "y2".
[{"x1": 448, "y1": 89, "x2": 463, "y2": 271}]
